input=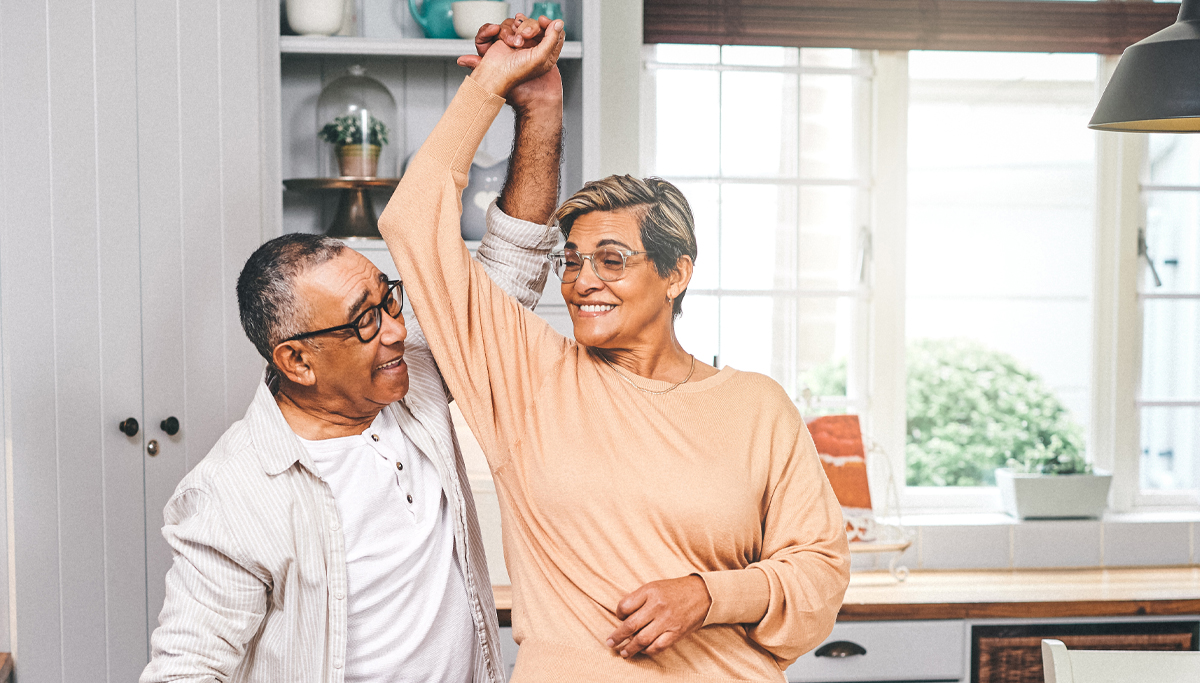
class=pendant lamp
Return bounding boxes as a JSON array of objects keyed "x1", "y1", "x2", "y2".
[{"x1": 1090, "y1": 0, "x2": 1200, "y2": 132}]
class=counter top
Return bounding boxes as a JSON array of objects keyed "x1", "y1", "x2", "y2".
[{"x1": 493, "y1": 567, "x2": 1200, "y2": 625}]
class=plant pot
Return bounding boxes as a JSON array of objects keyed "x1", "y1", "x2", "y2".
[
  {"x1": 995, "y1": 467, "x2": 1112, "y2": 519},
  {"x1": 337, "y1": 144, "x2": 381, "y2": 178}
]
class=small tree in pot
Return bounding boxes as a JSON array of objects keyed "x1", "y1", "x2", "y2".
[{"x1": 319, "y1": 113, "x2": 390, "y2": 178}]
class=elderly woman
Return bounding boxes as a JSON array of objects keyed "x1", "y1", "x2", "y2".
[{"x1": 380, "y1": 20, "x2": 849, "y2": 683}]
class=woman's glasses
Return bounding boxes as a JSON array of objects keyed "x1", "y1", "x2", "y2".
[{"x1": 547, "y1": 248, "x2": 646, "y2": 283}]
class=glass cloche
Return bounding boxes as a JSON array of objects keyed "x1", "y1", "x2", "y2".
[{"x1": 316, "y1": 65, "x2": 400, "y2": 178}]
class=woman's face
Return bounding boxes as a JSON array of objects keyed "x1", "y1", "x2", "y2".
[{"x1": 563, "y1": 209, "x2": 687, "y2": 351}]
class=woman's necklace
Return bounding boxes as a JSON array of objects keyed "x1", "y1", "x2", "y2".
[{"x1": 601, "y1": 353, "x2": 696, "y2": 395}]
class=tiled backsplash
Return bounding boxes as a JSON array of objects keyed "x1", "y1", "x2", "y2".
[{"x1": 852, "y1": 513, "x2": 1200, "y2": 572}]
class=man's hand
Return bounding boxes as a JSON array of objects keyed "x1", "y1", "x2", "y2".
[
  {"x1": 458, "y1": 15, "x2": 562, "y2": 112},
  {"x1": 460, "y1": 16, "x2": 564, "y2": 99},
  {"x1": 606, "y1": 575, "x2": 712, "y2": 659}
]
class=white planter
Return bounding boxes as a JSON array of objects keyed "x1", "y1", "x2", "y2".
[{"x1": 995, "y1": 468, "x2": 1112, "y2": 519}]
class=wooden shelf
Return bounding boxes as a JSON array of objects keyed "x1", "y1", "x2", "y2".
[{"x1": 281, "y1": 35, "x2": 583, "y2": 59}]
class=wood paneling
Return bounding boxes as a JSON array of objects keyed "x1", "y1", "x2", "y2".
[{"x1": 643, "y1": 0, "x2": 1181, "y2": 55}]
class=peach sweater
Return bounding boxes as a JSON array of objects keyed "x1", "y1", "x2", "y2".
[{"x1": 380, "y1": 77, "x2": 850, "y2": 683}]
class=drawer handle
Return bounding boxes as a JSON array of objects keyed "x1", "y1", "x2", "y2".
[{"x1": 814, "y1": 641, "x2": 867, "y2": 658}]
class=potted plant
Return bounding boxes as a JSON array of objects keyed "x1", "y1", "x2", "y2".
[
  {"x1": 319, "y1": 113, "x2": 390, "y2": 178},
  {"x1": 997, "y1": 447, "x2": 1112, "y2": 520}
]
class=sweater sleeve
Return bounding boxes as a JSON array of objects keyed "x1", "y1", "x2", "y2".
[
  {"x1": 696, "y1": 420, "x2": 850, "y2": 667},
  {"x1": 378, "y1": 76, "x2": 570, "y2": 470}
]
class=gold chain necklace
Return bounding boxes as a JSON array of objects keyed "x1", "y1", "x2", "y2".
[{"x1": 600, "y1": 354, "x2": 696, "y2": 395}]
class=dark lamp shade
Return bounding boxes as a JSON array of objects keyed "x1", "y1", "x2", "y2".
[{"x1": 1090, "y1": 1, "x2": 1200, "y2": 133}]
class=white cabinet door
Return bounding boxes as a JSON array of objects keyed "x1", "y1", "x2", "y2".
[
  {"x1": 0, "y1": 0, "x2": 149, "y2": 680},
  {"x1": 135, "y1": 0, "x2": 267, "y2": 639},
  {"x1": 0, "y1": 0, "x2": 267, "y2": 680}
]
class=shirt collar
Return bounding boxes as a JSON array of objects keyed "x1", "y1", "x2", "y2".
[{"x1": 246, "y1": 376, "x2": 322, "y2": 477}]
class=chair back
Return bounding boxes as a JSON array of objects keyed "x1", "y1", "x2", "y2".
[{"x1": 1041, "y1": 638, "x2": 1200, "y2": 683}]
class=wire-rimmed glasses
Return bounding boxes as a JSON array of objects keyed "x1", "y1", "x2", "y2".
[
  {"x1": 281, "y1": 279, "x2": 403, "y2": 344},
  {"x1": 547, "y1": 248, "x2": 646, "y2": 283}
]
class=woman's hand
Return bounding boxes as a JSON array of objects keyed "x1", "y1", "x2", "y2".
[
  {"x1": 458, "y1": 15, "x2": 562, "y2": 114},
  {"x1": 458, "y1": 16, "x2": 564, "y2": 99},
  {"x1": 606, "y1": 575, "x2": 712, "y2": 658}
]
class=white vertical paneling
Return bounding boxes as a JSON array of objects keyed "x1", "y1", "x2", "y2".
[
  {"x1": 47, "y1": 1, "x2": 109, "y2": 678},
  {"x1": 136, "y1": 0, "x2": 187, "y2": 640},
  {"x1": 0, "y1": 0, "x2": 63, "y2": 680},
  {"x1": 94, "y1": 0, "x2": 151, "y2": 677},
  {"x1": 222, "y1": 0, "x2": 269, "y2": 423},
  {"x1": 140, "y1": 0, "x2": 266, "y2": 640}
]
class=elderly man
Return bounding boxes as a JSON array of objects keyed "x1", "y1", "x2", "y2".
[{"x1": 140, "y1": 17, "x2": 561, "y2": 683}]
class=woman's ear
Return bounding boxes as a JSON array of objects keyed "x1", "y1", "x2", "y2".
[
  {"x1": 667, "y1": 255, "x2": 694, "y2": 300},
  {"x1": 272, "y1": 341, "x2": 318, "y2": 387}
]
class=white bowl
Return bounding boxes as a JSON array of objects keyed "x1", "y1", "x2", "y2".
[{"x1": 452, "y1": 1, "x2": 510, "y2": 40}]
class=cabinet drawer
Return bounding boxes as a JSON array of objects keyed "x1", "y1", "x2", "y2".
[{"x1": 787, "y1": 620, "x2": 965, "y2": 682}]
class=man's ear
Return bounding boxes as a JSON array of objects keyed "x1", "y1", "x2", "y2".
[
  {"x1": 272, "y1": 341, "x2": 318, "y2": 387},
  {"x1": 666, "y1": 255, "x2": 694, "y2": 300}
]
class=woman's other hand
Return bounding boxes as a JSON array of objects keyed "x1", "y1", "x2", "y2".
[{"x1": 606, "y1": 575, "x2": 712, "y2": 658}]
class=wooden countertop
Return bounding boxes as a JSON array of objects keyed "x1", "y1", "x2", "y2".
[{"x1": 494, "y1": 567, "x2": 1200, "y2": 625}]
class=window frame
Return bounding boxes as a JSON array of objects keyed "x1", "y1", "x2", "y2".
[{"x1": 641, "y1": 48, "x2": 1199, "y2": 515}]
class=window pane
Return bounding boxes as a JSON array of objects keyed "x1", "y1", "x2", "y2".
[
  {"x1": 906, "y1": 51, "x2": 1097, "y2": 486},
  {"x1": 800, "y1": 186, "x2": 862, "y2": 290},
  {"x1": 1142, "y1": 300, "x2": 1200, "y2": 401},
  {"x1": 720, "y1": 71, "x2": 798, "y2": 178},
  {"x1": 655, "y1": 44, "x2": 719, "y2": 65},
  {"x1": 1148, "y1": 134, "x2": 1200, "y2": 187},
  {"x1": 720, "y1": 296, "x2": 790, "y2": 387},
  {"x1": 676, "y1": 294, "x2": 720, "y2": 368},
  {"x1": 1143, "y1": 191, "x2": 1200, "y2": 294},
  {"x1": 1141, "y1": 407, "x2": 1200, "y2": 491},
  {"x1": 721, "y1": 45, "x2": 797, "y2": 67},
  {"x1": 798, "y1": 297, "x2": 856, "y2": 399},
  {"x1": 674, "y1": 182, "x2": 720, "y2": 290},
  {"x1": 655, "y1": 70, "x2": 719, "y2": 176},
  {"x1": 800, "y1": 74, "x2": 859, "y2": 179},
  {"x1": 719, "y1": 184, "x2": 797, "y2": 290}
]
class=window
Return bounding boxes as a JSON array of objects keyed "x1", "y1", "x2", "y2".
[
  {"x1": 904, "y1": 52, "x2": 1098, "y2": 488},
  {"x1": 644, "y1": 45, "x2": 1191, "y2": 513},
  {"x1": 1140, "y1": 136, "x2": 1200, "y2": 496},
  {"x1": 643, "y1": 45, "x2": 872, "y2": 413}
]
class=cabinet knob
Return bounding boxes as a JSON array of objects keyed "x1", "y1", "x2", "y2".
[
  {"x1": 814, "y1": 641, "x2": 867, "y2": 658},
  {"x1": 118, "y1": 418, "x2": 139, "y2": 437},
  {"x1": 160, "y1": 416, "x2": 180, "y2": 436},
  {"x1": 147, "y1": 439, "x2": 159, "y2": 456}
]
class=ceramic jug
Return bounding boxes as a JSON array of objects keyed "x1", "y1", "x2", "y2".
[{"x1": 409, "y1": 0, "x2": 457, "y2": 39}]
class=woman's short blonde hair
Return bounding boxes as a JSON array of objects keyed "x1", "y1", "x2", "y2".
[{"x1": 553, "y1": 175, "x2": 697, "y2": 318}]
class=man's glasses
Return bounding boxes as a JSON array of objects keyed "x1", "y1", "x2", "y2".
[
  {"x1": 547, "y1": 248, "x2": 646, "y2": 284},
  {"x1": 281, "y1": 280, "x2": 403, "y2": 345}
]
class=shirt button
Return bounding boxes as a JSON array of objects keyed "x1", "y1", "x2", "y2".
[
  {"x1": 334, "y1": 660, "x2": 343, "y2": 669},
  {"x1": 407, "y1": 494, "x2": 413, "y2": 504},
  {"x1": 371, "y1": 434, "x2": 379, "y2": 442},
  {"x1": 330, "y1": 520, "x2": 340, "y2": 531},
  {"x1": 396, "y1": 462, "x2": 403, "y2": 471},
  {"x1": 334, "y1": 589, "x2": 345, "y2": 600}
]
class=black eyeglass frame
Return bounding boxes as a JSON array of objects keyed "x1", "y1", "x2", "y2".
[
  {"x1": 547, "y1": 248, "x2": 648, "y2": 284},
  {"x1": 280, "y1": 279, "x2": 404, "y2": 345}
]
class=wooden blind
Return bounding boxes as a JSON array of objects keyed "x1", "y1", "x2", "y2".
[{"x1": 643, "y1": 0, "x2": 1181, "y2": 55}]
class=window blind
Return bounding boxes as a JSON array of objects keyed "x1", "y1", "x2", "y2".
[{"x1": 643, "y1": 0, "x2": 1180, "y2": 55}]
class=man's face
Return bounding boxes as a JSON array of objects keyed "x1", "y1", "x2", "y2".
[{"x1": 293, "y1": 251, "x2": 409, "y2": 415}]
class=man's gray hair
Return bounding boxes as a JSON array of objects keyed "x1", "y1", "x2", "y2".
[
  {"x1": 553, "y1": 175, "x2": 698, "y2": 318},
  {"x1": 236, "y1": 233, "x2": 346, "y2": 364}
]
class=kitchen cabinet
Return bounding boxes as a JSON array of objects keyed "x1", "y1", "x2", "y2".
[{"x1": 0, "y1": 1, "x2": 268, "y2": 681}]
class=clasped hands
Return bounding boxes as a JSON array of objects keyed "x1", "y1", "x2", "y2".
[{"x1": 457, "y1": 14, "x2": 565, "y2": 107}]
